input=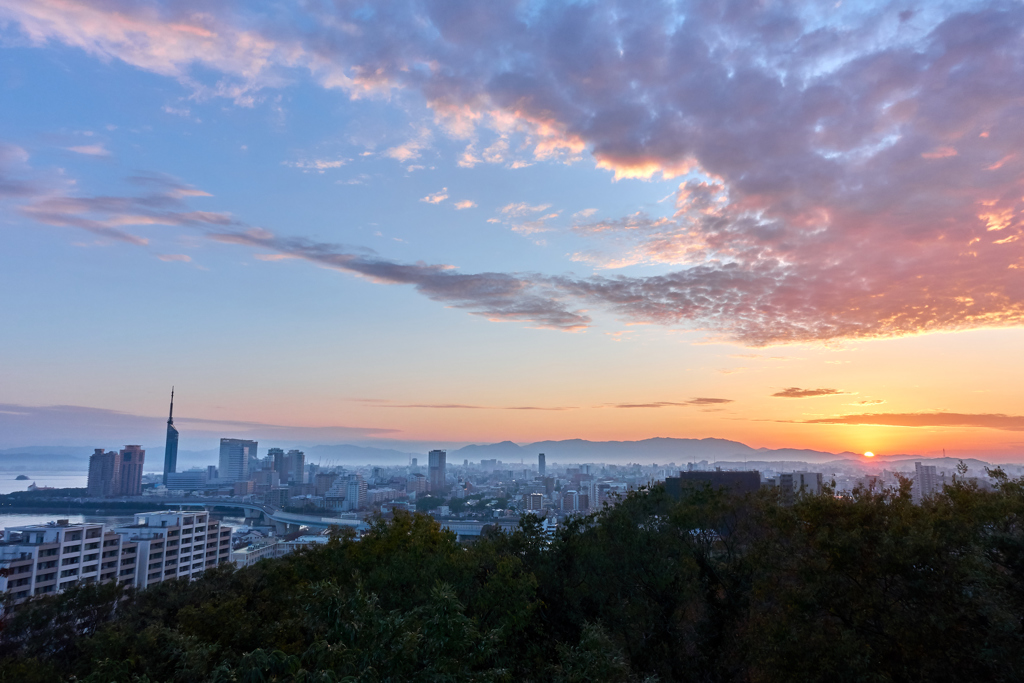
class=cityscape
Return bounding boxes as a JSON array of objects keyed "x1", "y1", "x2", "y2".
[{"x1": 3, "y1": 0, "x2": 1024, "y2": 680}]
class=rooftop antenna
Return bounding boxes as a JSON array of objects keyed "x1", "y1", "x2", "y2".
[{"x1": 168, "y1": 386, "x2": 174, "y2": 424}]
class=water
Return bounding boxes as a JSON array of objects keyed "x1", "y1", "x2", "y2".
[
  {"x1": 0, "y1": 512, "x2": 247, "y2": 533},
  {"x1": 0, "y1": 472, "x2": 88, "y2": 494}
]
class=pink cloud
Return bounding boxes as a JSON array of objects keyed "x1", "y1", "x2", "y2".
[
  {"x1": 66, "y1": 144, "x2": 110, "y2": 156},
  {"x1": 5, "y1": 2, "x2": 1024, "y2": 344}
]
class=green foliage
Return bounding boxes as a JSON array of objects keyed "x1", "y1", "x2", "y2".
[{"x1": 4, "y1": 482, "x2": 1024, "y2": 682}]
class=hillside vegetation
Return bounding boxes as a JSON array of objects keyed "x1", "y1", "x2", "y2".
[{"x1": 2, "y1": 474, "x2": 1024, "y2": 682}]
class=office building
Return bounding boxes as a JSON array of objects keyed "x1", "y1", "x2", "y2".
[
  {"x1": 286, "y1": 449, "x2": 305, "y2": 484},
  {"x1": 165, "y1": 469, "x2": 209, "y2": 491},
  {"x1": 219, "y1": 439, "x2": 258, "y2": 483},
  {"x1": 428, "y1": 449, "x2": 447, "y2": 493},
  {"x1": 538, "y1": 453, "x2": 546, "y2": 476},
  {"x1": 116, "y1": 446, "x2": 145, "y2": 496},
  {"x1": 269, "y1": 448, "x2": 285, "y2": 474},
  {"x1": 561, "y1": 490, "x2": 578, "y2": 512},
  {"x1": 87, "y1": 449, "x2": 119, "y2": 497},
  {"x1": 162, "y1": 388, "x2": 178, "y2": 484}
]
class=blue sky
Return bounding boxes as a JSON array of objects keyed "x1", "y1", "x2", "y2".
[{"x1": 2, "y1": 0, "x2": 1024, "y2": 459}]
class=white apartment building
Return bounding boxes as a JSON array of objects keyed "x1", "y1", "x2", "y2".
[
  {"x1": 110, "y1": 511, "x2": 233, "y2": 589},
  {"x1": 0, "y1": 520, "x2": 140, "y2": 607}
]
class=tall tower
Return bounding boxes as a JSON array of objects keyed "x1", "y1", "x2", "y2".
[
  {"x1": 538, "y1": 453, "x2": 546, "y2": 477},
  {"x1": 162, "y1": 388, "x2": 179, "y2": 484}
]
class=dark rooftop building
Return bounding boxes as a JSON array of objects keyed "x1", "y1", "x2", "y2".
[{"x1": 665, "y1": 470, "x2": 761, "y2": 499}]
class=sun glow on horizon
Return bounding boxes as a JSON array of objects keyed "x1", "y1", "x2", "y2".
[{"x1": 864, "y1": 451, "x2": 875, "y2": 457}]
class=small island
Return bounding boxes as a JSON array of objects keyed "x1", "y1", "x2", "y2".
[{"x1": 15, "y1": 474, "x2": 29, "y2": 480}]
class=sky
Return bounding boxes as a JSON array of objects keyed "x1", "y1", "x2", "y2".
[{"x1": 2, "y1": 0, "x2": 1024, "y2": 459}]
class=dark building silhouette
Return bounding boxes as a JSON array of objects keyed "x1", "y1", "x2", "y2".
[
  {"x1": 538, "y1": 453, "x2": 546, "y2": 476},
  {"x1": 87, "y1": 449, "x2": 119, "y2": 497},
  {"x1": 116, "y1": 445, "x2": 145, "y2": 496},
  {"x1": 162, "y1": 388, "x2": 178, "y2": 484},
  {"x1": 428, "y1": 449, "x2": 447, "y2": 493},
  {"x1": 665, "y1": 470, "x2": 761, "y2": 499}
]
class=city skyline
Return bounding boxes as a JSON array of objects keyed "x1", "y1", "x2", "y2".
[{"x1": 3, "y1": 1, "x2": 1024, "y2": 460}]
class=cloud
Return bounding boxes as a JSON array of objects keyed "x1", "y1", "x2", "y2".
[
  {"x1": 66, "y1": 144, "x2": 110, "y2": 156},
  {"x1": 420, "y1": 188, "x2": 449, "y2": 204},
  {"x1": 6, "y1": 1, "x2": 1024, "y2": 343},
  {"x1": 853, "y1": 399, "x2": 886, "y2": 406},
  {"x1": 283, "y1": 158, "x2": 347, "y2": 172},
  {"x1": 454, "y1": 200, "x2": 476, "y2": 210},
  {"x1": 216, "y1": 229, "x2": 591, "y2": 331},
  {"x1": 613, "y1": 397, "x2": 733, "y2": 409},
  {"x1": 500, "y1": 202, "x2": 552, "y2": 217},
  {"x1": 356, "y1": 399, "x2": 575, "y2": 411},
  {"x1": 772, "y1": 388, "x2": 847, "y2": 399},
  {"x1": 0, "y1": 402, "x2": 399, "y2": 449},
  {"x1": 157, "y1": 253, "x2": 191, "y2": 262},
  {"x1": 800, "y1": 412, "x2": 1024, "y2": 432}
]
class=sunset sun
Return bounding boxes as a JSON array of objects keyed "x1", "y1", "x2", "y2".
[{"x1": 864, "y1": 451, "x2": 875, "y2": 458}]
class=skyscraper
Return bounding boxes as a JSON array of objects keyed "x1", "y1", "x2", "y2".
[
  {"x1": 428, "y1": 449, "x2": 447, "y2": 493},
  {"x1": 538, "y1": 453, "x2": 546, "y2": 476},
  {"x1": 268, "y1": 448, "x2": 285, "y2": 474},
  {"x1": 219, "y1": 438, "x2": 258, "y2": 483},
  {"x1": 286, "y1": 449, "x2": 305, "y2": 484},
  {"x1": 162, "y1": 388, "x2": 178, "y2": 484},
  {"x1": 116, "y1": 445, "x2": 145, "y2": 496},
  {"x1": 87, "y1": 449, "x2": 119, "y2": 497}
]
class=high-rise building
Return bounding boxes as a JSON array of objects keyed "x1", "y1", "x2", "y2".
[
  {"x1": 428, "y1": 449, "x2": 447, "y2": 493},
  {"x1": 219, "y1": 439, "x2": 257, "y2": 483},
  {"x1": 116, "y1": 446, "x2": 145, "y2": 496},
  {"x1": 286, "y1": 449, "x2": 305, "y2": 484},
  {"x1": 561, "y1": 490, "x2": 578, "y2": 512},
  {"x1": 538, "y1": 453, "x2": 546, "y2": 476},
  {"x1": 913, "y1": 462, "x2": 942, "y2": 503},
  {"x1": 268, "y1": 448, "x2": 285, "y2": 474},
  {"x1": 344, "y1": 475, "x2": 368, "y2": 511},
  {"x1": 162, "y1": 388, "x2": 178, "y2": 484},
  {"x1": 87, "y1": 449, "x2": 119, "y2": 497}
]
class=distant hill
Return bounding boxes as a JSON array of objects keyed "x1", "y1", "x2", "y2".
[
  {"x1": 452, "y1": 438, "x2": 864, "y2": 466},
  {"x1": 303, "y1": 444, "x2": 420, "y2": 466}
]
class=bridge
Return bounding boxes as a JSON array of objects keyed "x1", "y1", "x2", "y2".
[{"x1": 170, "y1": 501, "x2": 369, "y2": 536}]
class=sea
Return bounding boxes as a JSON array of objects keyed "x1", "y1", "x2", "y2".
[
  {"x1": 0, "y1": 470, "x2": 246, "y2": 531},
  {"x1": 0, "y1": 471, "x2": 88, "y2": 495}
]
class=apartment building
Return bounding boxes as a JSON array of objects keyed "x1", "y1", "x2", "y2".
[
  {"x1": 111, "y1": 511, "x2": 233, "y2": 590},
  {"x1": 0, "y1": 520, "x2": 139, "y2": 608}
]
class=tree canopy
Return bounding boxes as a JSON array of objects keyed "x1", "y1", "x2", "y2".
[{"x1": 3, "y1": 475, "x2": 1024, "y2": 682}]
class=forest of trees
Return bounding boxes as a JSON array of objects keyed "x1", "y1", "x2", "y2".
[{"x1": 2, "y1": 472, "x2": 1024, "y2": 682}]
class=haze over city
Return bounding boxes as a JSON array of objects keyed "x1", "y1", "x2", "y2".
[{"x1": 2, "y1": 0, "x2": 1024, "y2": 462}]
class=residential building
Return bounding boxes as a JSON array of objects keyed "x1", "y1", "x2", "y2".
[
  {"x1": 116, "y1": 445, "x2": 145, "y2": 496},
  {"x1": 560, "y1": 490, "x2": 578, "y2": 512},
  {"x1": 111, "y1": 511, "x2": 232, "y2": 590},
  {"x1": 314, "y1": 473, "x2": 338, "y2": 497},
  {"x1": 521, "y1": 492, "x2": 544, "y2": 511},
  {"x1": 408, "y1": 473, "x2": 428, "y2": 494},
  {"x1": 87, "y1": 449, "x2": 119, "y2": 497},
  {"x1": 0, "y1": 520, "x2": 138, "y2": 608},
  {"x1": 913, "y1": 462, "x2": 942, "y2": 503},
  {"x1": 428, "y1": 449, "x2": 447, "y2": 493},
  {"x1": 162, "y1": 388, "x2": 178, "y2": 484},
  {"x1": 219, "y1": 438, "x2": 258, "y2": 483},
  {"x1": 344, "y1": 475, "x2": 368, "y2": 511}
]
